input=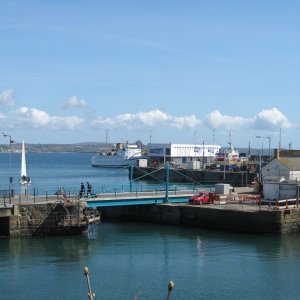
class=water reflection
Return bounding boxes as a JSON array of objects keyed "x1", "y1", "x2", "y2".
[
  {"x1": 87, "y1": 223, "x2": 99, "y2": 240},
  {"x1": 112, "y1": 222, "x2": 300, "y2": 260},
  {"x1": 0, "y1": 225, "x2": 101, "y2": 266},
  {"x1": 1, "y1": 223, "x2": 300, "y2": 299}
]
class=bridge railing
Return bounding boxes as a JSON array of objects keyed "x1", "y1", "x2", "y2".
[
  {"x1": 94, "y1": 183, "x2": 214, "y2": 195},
  {"x1": 7, "y1": 182, "x2": 215, "y2": 204}
]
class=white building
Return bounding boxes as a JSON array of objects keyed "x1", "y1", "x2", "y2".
[
  {"x1": 147, "y1": 143, "x2": 221, "y2": 168},
  {"x1": 261, "y1": 155, "x2": 300, "y2": 200},
  {"x1": 262, "y1": 157, "x2": 300, "y2": 181}
]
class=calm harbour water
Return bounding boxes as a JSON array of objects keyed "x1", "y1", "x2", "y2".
[{"x1": 1, "y1": 152, "x2": 300, "y2": 299}]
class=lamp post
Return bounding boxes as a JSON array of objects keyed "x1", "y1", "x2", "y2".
[
  {"x1": 256, "y1": 136, "x2": 268, "y2": 185},
  {"x1": 256, "y1": 136, "x2": 271, "y2": 161},
  {"x1": 2, "y1": 132, "x2": 15, "y2": 202}
]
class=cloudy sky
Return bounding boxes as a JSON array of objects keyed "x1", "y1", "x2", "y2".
[{"x1": 0, "y1": 1, "x2": 299, "y2": 149}]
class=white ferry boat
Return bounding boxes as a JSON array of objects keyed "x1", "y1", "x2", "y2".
[{"x1": 91, "y1": 143, "x2": 142, "y2": 168}]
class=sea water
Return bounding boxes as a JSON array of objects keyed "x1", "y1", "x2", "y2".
[
  {"x1": 0, "y1": 152, "x2": 132, "y2": 196},
  {"x1": 1, "y1": 224, "x2": 300, "y2": 299},
  {"x1": 1, "y1": 153, "x2": 300, "y2": 299}
]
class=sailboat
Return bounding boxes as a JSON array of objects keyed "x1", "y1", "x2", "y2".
[{"x1": 20, "y1": 140, "x2": 31, "y2": 184}]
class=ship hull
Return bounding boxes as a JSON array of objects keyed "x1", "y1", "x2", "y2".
[
  {"x1": 130, "y1": 166, "x2": 256, "y2": 186},
  {"x1": 91, "y1": 156, "x2": 137, "y2": 168}
]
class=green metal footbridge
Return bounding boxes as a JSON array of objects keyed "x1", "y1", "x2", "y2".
[{"x1": 84, "y1": 163, "x2": 213, "y2": 207}]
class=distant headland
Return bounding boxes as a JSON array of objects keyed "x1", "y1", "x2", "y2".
[{"x1": 0, "y1": 142, "x2": 108, "y2": 153}]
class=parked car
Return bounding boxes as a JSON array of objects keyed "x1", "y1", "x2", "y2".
[{"x1": 189, "y1": 192, "x2": 210, "y2": 205}]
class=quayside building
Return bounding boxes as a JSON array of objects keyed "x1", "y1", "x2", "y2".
[
  {"x1": 261, "y1": 149, "x2": 300, "y2": 201},
  {"x1": 146, "y1": 143, "x2": 221, "y2": 168}
]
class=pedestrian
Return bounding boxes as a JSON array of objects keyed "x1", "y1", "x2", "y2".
[
  {"x1": 87, "y1": 182, "x2": 92, "y2": 196},
  {"x1": 80, "y1": 182, "x2": 85, "y2": 197}
]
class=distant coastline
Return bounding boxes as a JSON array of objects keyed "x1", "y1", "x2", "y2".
[
  {"x1": 0, "y1": 142, "x2": 268, "y2": 154},
  {"x1": 0, "y1": 142, "x2": 106, "y2": 153}
]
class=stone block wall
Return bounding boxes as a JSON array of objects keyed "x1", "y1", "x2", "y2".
[
  {"x1": 8, "y1": 202, "x2": 87, "y2": 237},
  {"x1": 280, "y1": 208, "x2": 300, "y2": 233},
  {"x1": 101, "y1": 204, "x2": 300, "y2": 234}
]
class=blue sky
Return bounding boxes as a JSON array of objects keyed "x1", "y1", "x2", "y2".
[{"x1": 0, "y1": 1, "x2": 299, "y2": 149}]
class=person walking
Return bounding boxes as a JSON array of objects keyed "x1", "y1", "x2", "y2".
[
  {"x1": 87, "y1": 182, "x2": 92, "y2": 196},
  {"x1": 80, "y1": 182, "x2": 85, "y2": 197}
]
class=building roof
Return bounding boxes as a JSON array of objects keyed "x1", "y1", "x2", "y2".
[{"x1": 278, "y1": 157, "x2": 300, "y2": 171}]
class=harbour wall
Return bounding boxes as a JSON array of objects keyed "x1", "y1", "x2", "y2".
[
  {"x1": 2, "y1": 201, "x2": 300, "y2": 237},
  {"x1": 0, "y1": 202, "x2": 87, "y2": 238},
  {"x1": 101, "y1": 204, "x2": 300, "y2": 234},
  {"x1": 131, "y1": 167, "x2": 256, "y2": 187}
]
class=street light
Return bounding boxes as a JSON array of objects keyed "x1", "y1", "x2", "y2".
[
  {"x1": 256, "y1": 136, "x2": 271, "y2": 160},
  {"x1": 2, "y1": 132, "x2": 15, "y2": 202}
]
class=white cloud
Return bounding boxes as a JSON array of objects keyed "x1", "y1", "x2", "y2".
[
  {"x1": 91, "y1": 109, "x2": 201, "y2": 130},
  {"x1": 15, "y1": 107, "x2": 84, "y2": 130},
  {"x1": 252, "y1": 107, "x2": 295, "y2": 130},
  {"x1": 16, "y1": 107, "x2": 49, "y2": 128},
  {"x1": 171, "y1": 115, "x2": 200, "y2": 129},
  {"x1": 61, "y1": 95, "x2": 87, "y2": 109},
  {"x1": 204, "y1": 110, "x2": 249, "y2": 130},
  {"x1": 134, "y1": 110, "x2": 170, "y2": 125},
  {"x1": 0, "y1": 89, "x2": 15, "y2": 106},
  {"x1": 203, "y1": 108, "x2": 297, "y2": 135},
  {"x1": 0, "y1": 104, "x2": 296, "y2": 143},
  {"x1": 253, "y1": 107, "x2": 296, "y2": 131}
]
